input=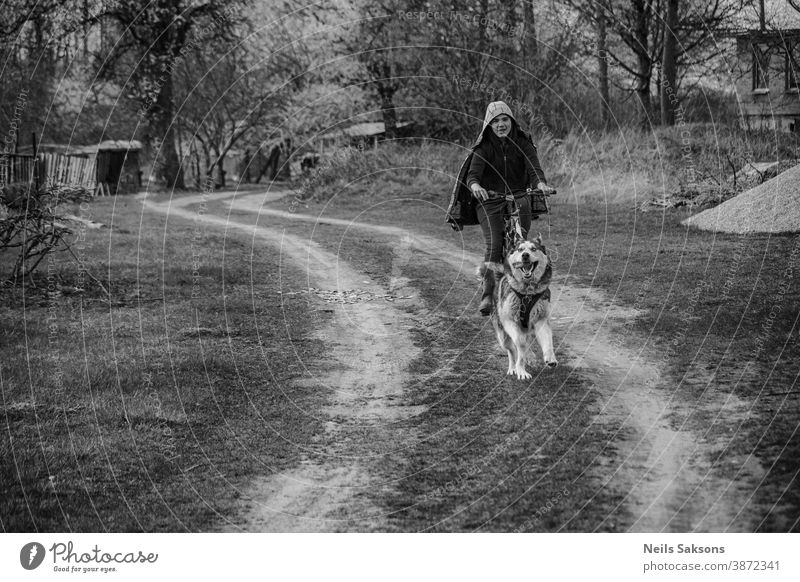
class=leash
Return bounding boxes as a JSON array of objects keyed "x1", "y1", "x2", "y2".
[
  {"x1": 546, "y1": 194, "x2": 552, "y2": 240},
  {"x1": 536, "y1": 187, "x2": 556, "y2": 263},
  {"x1": 505, "y1": 193, "x2": 525, "y2": 246}
]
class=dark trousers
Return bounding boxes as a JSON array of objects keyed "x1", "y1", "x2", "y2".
[{"x1": 476, "y1": 194, "x2": 532, "y2": 263}]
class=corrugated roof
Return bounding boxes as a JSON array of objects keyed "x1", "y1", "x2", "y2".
[
  {"x1": 69, "y1": 140, "x2": 143, "y2": 155},
  {"x1": 323, "y1": 121, "x2": 412, "y2": 138}
]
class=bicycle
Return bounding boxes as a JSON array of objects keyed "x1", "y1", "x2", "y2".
[{"x1": 486, "y1": 187, "x2": 557, "y2": 258}]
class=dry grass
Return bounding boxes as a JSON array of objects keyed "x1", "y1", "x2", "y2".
[
  {"x1": 541, "y1": 123, "x2": 800, "y2": 203},
  {"x1": 295, "y1": 124, "x2": 799, "y2": 207}
]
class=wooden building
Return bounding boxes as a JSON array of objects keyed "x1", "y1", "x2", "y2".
[
  {"x1": 316, "y1": 121, "x2": 414, "y2": 153},
  {"x1": 69, "y1": 140, "x2": 143, "y2": 195},
  {"x1": 2, "y1": 139, "x2": 142, "y2": 196},
  {"x1": 734, "y1": 29, "x2": 800, "y2": 131}
]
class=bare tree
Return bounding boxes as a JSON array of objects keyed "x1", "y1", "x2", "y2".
[
  {"x1": 597, "y1": 1, "x2": 612, "y2": 127},
  {"x1": 93, "y1": 0, "x2": 243, "y2": 189},
  {"x1": 347, "y1": 0, "x2": 426, "y2": 139},
  {"x1": 565, "y1": 0, "x2": 752, "y2": 130},
  {"x1": 175, "y1": 39, "x2": 293, "y2": 187},
  {"x1": 660, "y1": 0, "x2": 679, "y2": 125}
]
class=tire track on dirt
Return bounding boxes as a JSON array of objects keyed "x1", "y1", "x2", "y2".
[
  {"x1": 143, "y1": 193, "x2": 425, "y2": 532},
  {"x1": 222, "y1": 190, "x2": 766, "y2": 532},
  {"x1": 553, "y1": 288, "x2": 764, "y2": 532}
]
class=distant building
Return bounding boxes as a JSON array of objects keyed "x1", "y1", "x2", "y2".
[
  {"x1": 12, "y1": 139, "x2": 143, "y2": 195},
  {"x1": 317, "y1": 121, "x2": 414, "y2": 152},
  {"x1": 68, "y1": 140, "x2": 143, "y2": 195},
  {"x1": 734, "y1": 29, "x2": 800, "y2": 131}
]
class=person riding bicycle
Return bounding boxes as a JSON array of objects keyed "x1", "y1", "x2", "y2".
[{"x1": 445, "y1": 101, "x2": 555, "y2": 316}]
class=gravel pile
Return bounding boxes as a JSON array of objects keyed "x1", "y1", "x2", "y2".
[{"x1": 682, "y1": 162, "x2": 800, "y2": 234}]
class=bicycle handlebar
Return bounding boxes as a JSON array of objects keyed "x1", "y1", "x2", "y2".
[
  {"x1": 485, "y1": 188, "x2": 557, "y2": 198},
  {"x1": 527, "y1": 187, "x2": 557, "y2": 196}
]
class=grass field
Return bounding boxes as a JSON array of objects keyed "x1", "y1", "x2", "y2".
[{"x1": 0, "y1": 195, "x2": 329, "y2": 531}]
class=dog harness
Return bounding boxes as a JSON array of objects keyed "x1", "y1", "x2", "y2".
[{"x1": 511, "y1": 286, "x2": 551, "y2": 328}]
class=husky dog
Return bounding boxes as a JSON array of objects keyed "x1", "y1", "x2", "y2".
[{"x1": 481, "y1": 236, "x2": 557, "y2": 380}]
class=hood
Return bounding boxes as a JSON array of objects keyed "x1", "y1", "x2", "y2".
[{"x1": 474, "y1": 101, "x2": 517, "y2": 147}]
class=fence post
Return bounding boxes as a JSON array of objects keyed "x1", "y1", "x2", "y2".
[{"x1": 32, "y1": 132, "x2": 39, "y2": 190}]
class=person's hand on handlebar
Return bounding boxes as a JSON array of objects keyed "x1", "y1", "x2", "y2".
[
  {"x1": 536, "y1": 181, "x2": 556, "y2": 195},
  {"x1": 470, "y1": 182, "x2": 489, "y2": 201}
]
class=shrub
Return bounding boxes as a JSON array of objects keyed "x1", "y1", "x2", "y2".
[
  {"x1": 0, "y1": 183, "x2": 93, "y2": 284},
  {"x1": 293, "y1": 139, "x2": 463, "y2": 203}
]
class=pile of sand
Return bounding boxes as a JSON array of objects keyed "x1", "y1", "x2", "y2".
[{"x1": 682, "y1": 162, "x2": 800, "y2": 234}]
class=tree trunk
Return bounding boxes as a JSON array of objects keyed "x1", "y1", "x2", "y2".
[
  {"x1": 217, "y1": 151, "x2": 226, "y2": 188},
  {"x1": 636, "y1": 59, "x2": 652, "y2": 130},
  {"x1": 479, "y1": 0, "x2": 489, "y2": 53},
  {"x1": 200, "y1": 141, "x2": 211, "y2": 182},
  {"x1": 253, "y1": 151, "x2": 269, "y2": 184},
  {"x1": 660, "y1": 0, "x2": 679, "y2": 126},
  {"x1": 597, "y1": 3, "x2": 610, "y2": 127},
  {"x1": 379, "y1": 84, "x2": 398, "y2": 140},
  {"x1": 205, "y1": 146, "x2": 226, "y2": 188},
  {"x1": 276, "y1": 138, "x2": 293, "y2": 181},
  {"x1": 151, "y1": 74, "x2": 185, "y2": 189},
  {"x1": 192, "y1": 145, "x2": 202, "y2": 189},
  {"x1": 377, "y1": 59, "x2": 397, "y2": 140},
  {"x1": 525, "y1": 1, "x2": 538, "y2": 59},
  {"x1": 265, "y1": 145, "x2": 280, "y2": 181},
  {"x1": 634, "y1": 0, "x2": 653, "y2": 130},
  {"x1": 519, "y1": 0, "x2": 538, "y2": 113},
  {"x1": 241, "y1": 149, "x2": 252, "y2": 184}
]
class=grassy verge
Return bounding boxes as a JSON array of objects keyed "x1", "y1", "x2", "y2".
[{"x1": 1, "y1": 195, "x2": 328, "y2": 532}]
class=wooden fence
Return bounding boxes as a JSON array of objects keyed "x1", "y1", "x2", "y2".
[
  {"x1": 39, "y1": 153, "x2": 98, "y2": 190},
  {"x1": 0, "y1": 154, "x2": 41, "y2": 186},
  {"x1": 1, "y1": 153, "x2": 100, "y2": 193}
]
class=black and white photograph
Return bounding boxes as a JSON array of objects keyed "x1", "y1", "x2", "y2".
[{"x1": 1, "y1": 0, "x2": 799, "y2": 576}]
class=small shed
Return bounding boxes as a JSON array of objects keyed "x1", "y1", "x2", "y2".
[
  {"x1": 317, "y1": 121, "x2": 414, "y2": 152},
  {"x1": 734, "y1": 29, "x2": 800, "y2": 131},
  {"x1": 70, "y1": 140, "x2": 143, "y2": 195}
]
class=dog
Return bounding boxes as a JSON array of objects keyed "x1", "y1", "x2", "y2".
[{"x1": 482, "y1": 235, "x2": 558, "y2": 380}]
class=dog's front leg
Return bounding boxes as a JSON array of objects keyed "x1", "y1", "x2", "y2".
[
  {"x1": 493, "y1": 322, "x2": 516, "y2": 376},
  {"x1": 504, "y1": 325, "x2": 531, "y2": 380},
  {"x1": 534, "y1": 319, "x2": 558, "y2": 368}
]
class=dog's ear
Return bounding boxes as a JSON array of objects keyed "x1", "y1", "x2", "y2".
[{"x1": 533, "y1": 232, "x2": 543, "y2": 245}]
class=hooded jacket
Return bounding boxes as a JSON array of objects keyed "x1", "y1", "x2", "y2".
[{"x1": 445, "y1": 101, "x2": 547, "y2": 231}]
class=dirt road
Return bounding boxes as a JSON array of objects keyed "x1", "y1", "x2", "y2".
[{"x1": 144, "y1": 189, "x2": 767, "y2": 532}]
